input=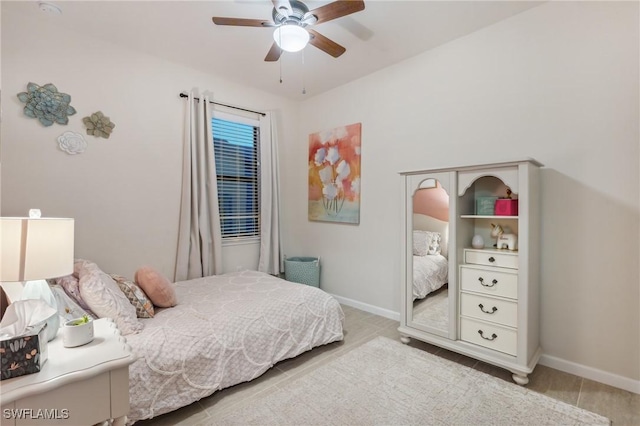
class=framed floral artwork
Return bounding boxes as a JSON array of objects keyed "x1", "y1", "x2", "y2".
[{"x1": 308, "y1": 123, "x2": 361, "y2": 224}]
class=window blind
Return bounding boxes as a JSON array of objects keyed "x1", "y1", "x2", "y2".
[{"x1": 212, "y1": 117, "x2": 260, "y2": 239}]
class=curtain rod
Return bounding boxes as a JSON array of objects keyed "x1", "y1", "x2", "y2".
[{"x1": 179, "y1": 93, "x2": 265, "y2": 117}]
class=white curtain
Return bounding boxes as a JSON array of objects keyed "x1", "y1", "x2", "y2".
[
  {"x1": 258, "y1": 112, "x2": 282, "y2": 275},
  {"x1": 175, "y1": 91, "x2": 223, "y2": 281}
]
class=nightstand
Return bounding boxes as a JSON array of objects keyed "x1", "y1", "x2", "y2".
[{"x1": 1, "y1": 318, "x2": 135, "y2": 425}]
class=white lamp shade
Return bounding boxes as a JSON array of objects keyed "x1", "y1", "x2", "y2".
[
  {"x1": 1, "y1": 218, "x2": 74, "y2": 282},
  {"x1": 273, "y1": 25, "x2": 309, "y2": 52}
]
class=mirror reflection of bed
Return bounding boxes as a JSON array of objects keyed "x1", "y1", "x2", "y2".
[{"x1": 411, "y1": 179, "x2": 449, "y2": 333}]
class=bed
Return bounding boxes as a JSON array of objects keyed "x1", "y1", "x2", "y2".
[
  {"x1": 51, "y1": 265, "x2": 344, "y2": 425},
  {"x1": 412, "y1": 213, "x2": 449, "y2": 300}
]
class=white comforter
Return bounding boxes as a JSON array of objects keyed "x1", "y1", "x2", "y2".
[
  {"x1": 125, "y1": 270, "x2": 344, "y2": 424},
  {"x1": 413, "y1": 254, "x2": 448, "y2": 300}
]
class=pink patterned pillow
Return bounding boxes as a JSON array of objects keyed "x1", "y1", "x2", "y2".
[{"x1": 55, "y1": 274, "x2": 97, "y2": 318}]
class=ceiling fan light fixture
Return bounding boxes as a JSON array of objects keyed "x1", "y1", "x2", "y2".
[{"x1": 273, "y1": 24, "x2": 309, "y2": 53}]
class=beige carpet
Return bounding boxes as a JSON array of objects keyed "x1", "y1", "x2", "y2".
[{"x1": 208, "y1": 336, "x2": 610, "y2": 426}]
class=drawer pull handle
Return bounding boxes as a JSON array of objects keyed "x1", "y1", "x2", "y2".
[
  {"x1": 478, "y1": 304, "x2": 498, "y2": 314},
  {"x1": 478, "y1": 277, "x2": 498, "y2": 287},
  {"x1": 478, "y1": 330, "x2": 498, "y2": 341},
  {"x1": 488, "y1": 256, "x2": 496, "y2": 263}
]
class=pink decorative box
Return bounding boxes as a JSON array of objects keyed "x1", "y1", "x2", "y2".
[{"x1": 495, "y1": 199, "x2": 518, "y2": 216}]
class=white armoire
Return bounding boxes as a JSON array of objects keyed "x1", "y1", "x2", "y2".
[{"x1": 399, "y1": 159, "x2": 542, "y2": 384}]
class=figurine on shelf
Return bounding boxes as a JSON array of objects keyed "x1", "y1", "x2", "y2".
[
  {"x1": 491, "y1": 223, "x2": 518, "y2": 250},
  {"x1": 495, "y1": 187, "x2": 518, "y2": 216}
]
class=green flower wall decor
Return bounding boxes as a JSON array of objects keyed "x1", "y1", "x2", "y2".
[
  {"x1": 17, "y1": 82, "x2": 77, "y2": 126},
  {"x1": 83, "y1": 111, "x2": 115, "y2": 139}
]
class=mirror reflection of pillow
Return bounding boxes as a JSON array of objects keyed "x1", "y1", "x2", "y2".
[
  {"x1": 427, "y1": 232, "x2": 442, "y2": 255},
  {"x1": 134, "y1": 266, "x2": 177, "y2": 308},
  {"x1": 413, "y1": 230, "x2": 430, "y2": 256}
]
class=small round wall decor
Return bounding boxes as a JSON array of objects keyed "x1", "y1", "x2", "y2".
[
  {"x1": 57, "y1": 131, "x2": 87, "y2": 155},
  {"x1": 17, "y1": 82, "x2": 77, "y2": 126},
  {"x1": 83, "y1": 111, "x2": 115, "y2": 139}
]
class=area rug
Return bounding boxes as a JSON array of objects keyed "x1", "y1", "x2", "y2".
[{"x1": 209, "y1": 336, "x2": 610, "y2": 425}]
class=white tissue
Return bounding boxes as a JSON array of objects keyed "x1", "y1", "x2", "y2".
[
  {"x1": 0, "y1": 299, "x2": 57, "y2": 341},
  {"x1": 20, "y1": 280, "x2": 60, "y2": 342}
]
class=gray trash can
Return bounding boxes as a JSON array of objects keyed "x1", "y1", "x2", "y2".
[{"x1": 284, "y1": 256, "x2": 320, "y2": 287}]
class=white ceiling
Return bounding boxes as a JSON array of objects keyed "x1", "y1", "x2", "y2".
[{"x1": 5, "y1": 1, "x2": 543, "y2": 101}]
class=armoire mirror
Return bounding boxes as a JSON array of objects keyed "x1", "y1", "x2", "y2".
[{"x1": 409, "y1": 178, "x2": 451, "y2": 336}]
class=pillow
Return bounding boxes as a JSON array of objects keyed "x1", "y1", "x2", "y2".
[
  {"x1": 110, "y1": 274, "x2": 155, "y2": 318},
  {"x1": 413, "y1": 230, "x2": 441, "y2": 256},
  {"x1": 134, "y1": 266, "x2": 177, "y2": 308},
  {"x1": 49, "y1": 284, "x2": 97, "y2": 322},
  {"x1": 427, "y1": 231, "x2": 442, "y2": 255},
  {"x1": 413, "y1": 230, "x2": 430, "y2": 256},
  {"x1": 78, "y1": 261, "x2": 142, "y2": 335},
  {"x1": 55, "y1": 274, "x2": 98, "y2": 318}
]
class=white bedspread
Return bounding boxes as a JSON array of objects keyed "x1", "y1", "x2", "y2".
[
  {"x1": 125, "y1": 270, "x2": 344, "y2": 424},
  {"x1": 413, "y1": 254, "x2": 448, "y2": 300}
]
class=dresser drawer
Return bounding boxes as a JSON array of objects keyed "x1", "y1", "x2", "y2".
[
  {"x1": 460, "y1": 266, "x2": 518, "y2": 299},
  {"x1": 464, "y1": 249, "x2": 518, "y2": 269},
  {"x1": 460, "y1": 317, "x2": 517, "y2": 356},
  {"x1": 460, "y1": 293, "x2": 517, "y2": 327}
]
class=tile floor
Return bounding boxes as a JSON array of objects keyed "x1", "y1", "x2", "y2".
[{"x1": 136, "y1": 305, "x2": 640, "y2": 425}]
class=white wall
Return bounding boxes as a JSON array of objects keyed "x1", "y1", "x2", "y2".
[
  {"x1": 0, "y1": 6, "x2": 298, "y2": 281},
  {"x1": 282, "y1": 2, "x2": 639, "y2": 383}
]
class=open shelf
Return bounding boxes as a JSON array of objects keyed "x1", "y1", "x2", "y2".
[{"x1": 460, "y1": 215, "x2": 518, "y2": 219}]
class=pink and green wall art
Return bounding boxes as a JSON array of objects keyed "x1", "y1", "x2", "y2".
[{"x1": 308, "y1": 123, "x2": 361, "y2": 224}]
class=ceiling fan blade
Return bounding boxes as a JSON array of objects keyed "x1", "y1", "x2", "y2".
[
  {"x1": 264, "y1": 42, "x2": 283, "y2": 62},
  {"x1": 308, "y1": 29, "x2": 346, "y2": 58},
  {"x1": 272, "y1": 0, "x2": 293, "y2": 17},
  {"x1": 212, "y1": 17, "x2": 274, "y2": 27},
  {"x1": 310, "y1": 0, "x2": 365, "y2": 25}
]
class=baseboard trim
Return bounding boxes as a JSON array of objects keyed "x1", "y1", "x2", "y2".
[
  {"x1": 329, "y1": 296, "x2": 639, "y2": 395},
  {"x1": 539, "y1": 354, "x2": 640, "y2": 395},
  {"x1": 330, "y1": 294, "x2": 400, "y2": 321}
]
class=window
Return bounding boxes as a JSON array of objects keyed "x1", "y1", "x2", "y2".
[{"x1": 212, "y1": 115, "x2": 260, "y2": 240}]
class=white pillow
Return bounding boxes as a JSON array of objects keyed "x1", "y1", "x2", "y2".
[
  {"x1": 413, "y1": 230, "x2": 430, "y2": 256},
  {"x1": 78, "y1": 261, "x2": 142, "y2": 335},
  {"x1": 427, "y1": 232, "x2": 442, "y2": 255}
]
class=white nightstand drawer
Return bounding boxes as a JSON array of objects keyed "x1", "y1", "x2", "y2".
[
  {"x1": 460, "y1": 317, "x2": 517, "y2": 356},
  {"x1": 460, "y1": 293, "x2": 517, "y2": 327},
  {"x1": 465, "y1": 249, "x2": 518, "y2": 269},
  {"x1": 460, "y1": 265, "x2": 518, "y2": 299}
]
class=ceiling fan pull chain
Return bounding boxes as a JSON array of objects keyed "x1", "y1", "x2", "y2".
[
  {"x1": 279, "y1": 30, "x2": 283, "y2": 84},
  {"x1": 302, "y1": 49, "x2": 306, "y2": 95}
]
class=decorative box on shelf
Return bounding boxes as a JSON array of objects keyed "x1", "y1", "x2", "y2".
[
  {"x1": 495, "y1": 199, "x2": 518, "y2": 216},
  {"x1": 475, "y1": 196, "x2": 498, "y2": 215}
]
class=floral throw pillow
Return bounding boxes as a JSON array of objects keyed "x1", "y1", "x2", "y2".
[{"x1": 110, "y1": 274, "x2": 155, "y2": 318}]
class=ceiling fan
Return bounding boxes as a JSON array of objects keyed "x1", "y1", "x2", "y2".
[{"x1": 212, "y1": 0, "x2": 365, "y2": 62}]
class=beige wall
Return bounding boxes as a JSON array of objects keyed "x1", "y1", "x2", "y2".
[
  {"x1": 0, "y1": 6, "x2": 298, "y2": 280},
  {"x1": 282, "y1": 2, "x2": 639, "y2": 383}
]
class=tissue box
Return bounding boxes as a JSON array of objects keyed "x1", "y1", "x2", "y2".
[
  {"x1": 495, "y1": 199, "x2": 518, "y2": 216},
  {"x1": 0, "y1": 323, "x2": 48, "y2": 380}
]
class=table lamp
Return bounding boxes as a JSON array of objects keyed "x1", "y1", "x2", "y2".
[{"x1": 0, "y1": 210, "x2": 74, "y2": 341}]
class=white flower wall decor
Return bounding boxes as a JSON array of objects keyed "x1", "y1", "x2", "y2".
[{"x1": 57, "y1": 131, "x2": 87, "y2": 155}]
